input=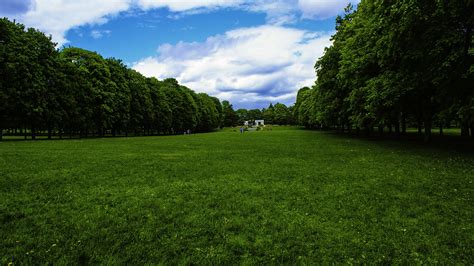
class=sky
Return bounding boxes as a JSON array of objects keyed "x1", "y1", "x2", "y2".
[{"x1": 1, "y1": 0, "x2": 358, "y2": 109}]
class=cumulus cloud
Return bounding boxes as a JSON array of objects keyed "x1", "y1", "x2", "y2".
[
  {"x1": 5, "y1": 0, "x2": 357, "y2": 46},
  {"x1": 133, "y1": 25, "x2": 332, "y2": 108},
  {"x1": 2, "y1": 0, "x2": 353, "y2": 107},
  {"x1": 10, "y1": 0, "x2": 131, "y2": 45},
  {"x1": 136, "y1": 0, "x2": 245, "y2": 12},
  {"x1": 245, "y1": 1, "x2": 297, "y2": 25}
]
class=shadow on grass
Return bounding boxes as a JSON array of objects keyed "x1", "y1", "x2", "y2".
[
  {"x1": 0, "y1": 135, "x2": 135, "y2": 142},
  {"x1": 315, "y1": 129, "x2": 474, "y2": 155},
  {"x1": 0, "y1": 129, "x2": 222, "y2": 142}
]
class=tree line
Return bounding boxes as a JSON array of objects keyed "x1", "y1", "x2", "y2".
[
  {"x1": 294, "y1": 1, "x2": 473, "y2": 142},
  {"x1": 222, "y1": 102, "x2": 296, "y2": 127},
  {"x1": 0, "y1": 18, "x2": 224, "y2": 140}
]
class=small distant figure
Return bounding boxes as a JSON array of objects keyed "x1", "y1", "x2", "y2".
[
  {"x1": 240, "y1": 127, "x2": 244, "y2": 134},
  {"x1": 187, "y1": 129, "x2": 191, "y2": 135}
]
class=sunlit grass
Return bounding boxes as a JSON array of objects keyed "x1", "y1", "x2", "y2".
[{"x1": 1, "y1": 127, "x2": 472, "y2": 264}]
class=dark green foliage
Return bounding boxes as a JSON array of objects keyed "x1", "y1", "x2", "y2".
[
  {"x1": 234, "y1": 104, "x2": 296, "y2": 126},
  {"x1": 262, "y1": 103, "x2": 275, "y2": 124},
  {"x1": 235, "y1": 108, "x2": 268, "y2": 125},
  {"x1": 272, "y1": 103, "x2": 291, "y2": 125},
  {"x1": 222, "y1": 100, "x2": 238, "y2": 127},
  {"x1": 236, "y1": 109, "x2": 249, "y2": 125},
  {"x1": 0, "y1": 18, "x2": 57, "y2": 139},
  {"x1": 196, "y1": 93, "x2": 222, "y2": 132},
  {"x1": 160, "y1": 79, "x2": 199, "y2": 133},
  {"x1": 0, "y1": 127, "x2": 472, "y2": 263},
  {"x1": 247, "y1": 109, "x2": 263, "y2": 121},
  {"x1": 0, "y1": 18, "x2": 223, "y2": 138},
  {"x1": 295, "y1": 1, "x2": 474, "y2": 141},
  {"x1": 147, "y1": 77, "x2": 172, "y2": 133}
]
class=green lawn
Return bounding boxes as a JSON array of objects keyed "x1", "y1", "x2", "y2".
[{"x1": 1, "y1": 127, "x2": 472, "y2": 264}]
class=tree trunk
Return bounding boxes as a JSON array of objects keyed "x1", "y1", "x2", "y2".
[
  {"x1": 439, "y1": 126, "x2": 443, "y2": 136},
  {"x1": 424, "y1": 122, "x2": 431, "y2": 143},
  {"x1": 422, "y1": 106, "x2": 432, "y2": 143},
  {"x1": 365, "y1": 127, "x2": 371, "y2": 137},
  {"x1": 31, "y1": 127, "x2": 36, "y2": 140},
  {"x1": 461, "y1": 122, "x2": 469, "y2": 138},
  {"x1": 402, "y1": 117, "x2": 406, "y2": 134},
  {"x1": 378, "y1": 125, "x2": 384, "y2": 136},
  {"x1": 395, "y1": 121, "x2": 400, "y2": 139},
  {"x1": 422, "y1": 99, "x2": 433, "y2": 143}
]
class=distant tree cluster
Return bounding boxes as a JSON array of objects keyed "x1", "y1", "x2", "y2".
[
  {"x1": 294, "y1": 1, "x2": 473, "y2": 142},
  {"x1": 0, "y1": 18, "x2": 223, "y2": 139},
  {"x1": 225, "y1": 103, "x2": 295, "y2": 126}
]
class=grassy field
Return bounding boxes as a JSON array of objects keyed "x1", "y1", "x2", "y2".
[{"x1": 0, "y1": 127, "x2": 472, "y2": 264}]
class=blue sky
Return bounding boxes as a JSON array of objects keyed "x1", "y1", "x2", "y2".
[{"x1": 1, "y1": 0, "x2": 358, "y2": 109}]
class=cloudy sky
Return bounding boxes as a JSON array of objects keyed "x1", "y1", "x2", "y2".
[{"x1": 1, "y1": 0, "x2": 358, "y2": 109}]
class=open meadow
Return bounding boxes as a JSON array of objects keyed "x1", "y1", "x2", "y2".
[{"x1": 1, "y1": 127, "x2": 473, "y2": 264}]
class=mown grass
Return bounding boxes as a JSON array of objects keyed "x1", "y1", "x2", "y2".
[{"x1": 0, "y1": 127, "x2": 472, "y2": 264}]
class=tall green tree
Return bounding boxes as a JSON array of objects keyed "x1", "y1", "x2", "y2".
[
  {"x1": 295, "y1": 0, "x2": 473, "y2": 141},
  {"x1": 0, "y1": 19, "x2": 58, "y2": 139},
  {"x1": 273, "y1": 103, "x2": 290, "y2": 125},
  {"x1": 263, "y1": 103, "x2": 275, "y2": 124},
  {"x1": 222, "y1": 100, "x2": 238, "y2": 127},
  {"x1": 147, "y1": 77, "x2": 172, "y2": 134},
  {"x1": 196, "y1": 93, "x2": 221, "y2": 132},
  {"x1": 236, "y1": 109, "x2": 249, "y2": 125},
  {"x1": 247, "y1": 109, "x2": 263, "y2": 121},
  {"x1": 0, "y1": 18, "x2": 251, "y2": 139}
]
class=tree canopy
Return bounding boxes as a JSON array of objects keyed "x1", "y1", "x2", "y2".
[
  {"x1": 0, "y1": 18, "x2": 225, "y2": 139},
  {"x1": 294, "y1": 1, "x2": 473, "y2": 141}
]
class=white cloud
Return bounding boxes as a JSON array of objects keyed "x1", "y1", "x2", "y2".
[
  {"x1": 136, "y1": 0, "x2": 245, "y2": 12},
  {"x1": 133, "y1": 25, "x2": 332, "y2": 107},
  {"x1": 14, "y1": 0, "x2": 132, "y2": 45},
  {"x1": 245, "y1": 1, "x2": 297, "y2": 25},
  {"x1": 6, "y1": 0, "x2": 357, "y2": 46},
  {"x1": 90, "y1": 29, "x2": 112, "y2": 39}
]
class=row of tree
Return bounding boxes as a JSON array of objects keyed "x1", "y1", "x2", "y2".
[
  {"x1": 294, "y1": 1, "x2": 473, "y2": 141},
  {"x1": 0, "y1": 18, "x2": 224, "y2": 140},
  {"x1": 222, "y1": 103, "x2": 296, "y2": 127}
]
